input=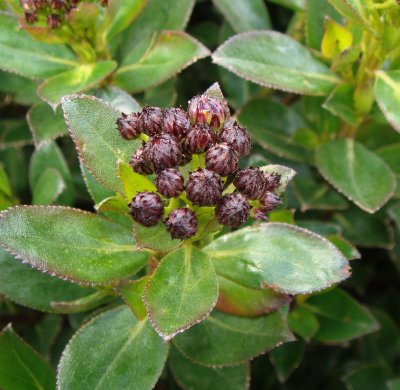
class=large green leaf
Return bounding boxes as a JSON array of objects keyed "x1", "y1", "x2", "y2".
[
  {"x1": 133, "y1": 223, "x2": 182, "y2": 252},
  {"x1": 205, "y1": 223, "x2": 350, "y2": 295},
  {"x1": 375, "y1": 70, "x2": 400, "y2": 134},
  {"x1": 0, "y1": 12, "x2": 78, "y2": 79},
  {"x1": 212, "y1": 31, "x2": 339, "y2": 95},
  {"x1": 173, "y1": 309, "x2": 294, "y2": 366},
  {"x1": 62, "y1": 95, "x2": 141, "y2": 193},
  {"x1": 38, "y1": 61, "x2": 117, "y2": 109},
  {"x1": 316, "y1": 139, "x2": 396, "y2": 213},
  {"x1": 169, "y1": 346, "x2": 249, "y2": 390},
  {"x1": 0, "y1": 325, "x2": 56, "y2": 390},
  {"x1": 238, "y1": 98, "x2": 314, "y2": 163},
  {"x1": 116, "y1": 31, "x2": 210, "y2": 93},
  {"x1": 376, "y1": 144, "x2": 400, "y2": 198},
  {"x1": 0, "y1": 247, "x2": 94, "y2": 312},
  {"x1": 57, "y1": 306, "x2": 168, "y2": 390},
  {"x1": 0, "y1": 206, "x2": 149, "y2": 285},
  {"x1": 144, "y1": 247, "x2": 218, "y2": 340},
  {"x1": 212, "y1": 0, "x2": 270, "y2": 33},
  {"x1": 32, "y1": 168, "x2": 66, "y2": 206}
]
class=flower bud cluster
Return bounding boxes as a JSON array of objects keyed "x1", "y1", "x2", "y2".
[{"x1": 117, "y1": 92, "x2": 283, "y2": 241}]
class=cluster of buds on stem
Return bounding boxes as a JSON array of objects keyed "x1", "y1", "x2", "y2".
[{"x1": 117, "y1": 91, "x2": 283, "y2": 241}]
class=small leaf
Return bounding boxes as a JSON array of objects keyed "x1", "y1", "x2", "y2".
[
  {"x1": 259, "y1": 164, "x2": 297, "y2": 195},
  {"x1": 302, "y1": 288, "x2": 379, "y2": 342},
  {"x1": 116, "y1": 31, "x2": 210, "y2": 93},
  {"x1": 116, "y1": 276, "x2": 150, "y2": 320},
  {"x1": 316, "y1": 139, "x2": 396, "y2": 213},
  {"x1": 321, "y1": 18, "x2": 353, "y2": 58},
  {"x1": 173, "y1": 309, "x2": 294, "y2": 367},
  {"x1": 376, "y1": 144, "x2": 400, "y2": 198},
  {"x1": 67, "y1": 3, "x2": 99, "y2": 30},
  {"x1": 93, "y1": 86, "x2": 141, "y2": 113},
  {"x1": 144, "y1": 246, "x2": 218, "y2": 340},
  {"x1": 38, "y1": 61, "x2": 117, "y2": 109},
  {"x1": 133, "y1": 222, "x2": 182, "y2": 252},
  {"x1": 331, "y1": 46, "x2": 361, "y2": 72},
  {"x1": 0, "y1": 70, "x2": 40, "y2": 106},
  {"x1": 32, "y1": 168, "x2": 66, "y2": 206},
  {"x1": 344, "y1": 364, "x2": 389, "y2": 390},
  {"x1": 95, "y1": 196, "x2": 129, "y2": 214},
  {"x1": 213, "y1": 31, "x2": 339, "y2": 95},
  {"x1": 329, "y1": 0, "x2": 373, "y2": 33},
  {"x1": 62, "y1": 95, "x2": 142, "y2": 193},
  {"x1": 50, "y1": 291, "x2": 114, "y2": 314},
  {"x1": 323, "y1": 82, "x2": 357, "y2": 124},
  {"x1": 27, "y1": 102, "x2": 68, "y2": 146},
  {"x1": 169, "y1": 345, "x2": 250, "y2": 390},
  {"x1": 287, "y1": 306, "x2": 319, "y2": 341},
  {"x1": 388, "y1": 203, "x2": 400, "y2": 231},
  {"x1": 389, "y1": 380, "x2": 400, "y2": 390},
  {"x1": 0, "y1": 206, "x2": 149, "y2": 285},
  {"x1": 325, "y1": 234, "x2": 361, "y2": 260},
  {"x1": 57, "y1": 306, "x2": 168, "y2": 390},
  {"x1": 0, "y1": 118, "x2": 32, "y2": 149},
  {"x1": 0, "y1": 325, "x2": 56, "y2": 390},
  {"x1": 205, "y1": 223, "x2": 350, "y2": 295}
]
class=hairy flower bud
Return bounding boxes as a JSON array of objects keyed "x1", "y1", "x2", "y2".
[
  {"x1": 24, "y1": 10, "x2": 38, "y2": 23},
  {"x1": 185, "y1": 123, "x2": 217, "y2": 154},
  {"x1": 129, "y1": 148, "x2": 153, "y2": 175},
  {"x1": 205, "y1": 143, "x2": 239, "y2": 177},
  {"x1": 155, "y1": 169, "x2": 184, "y2": 198},
  {"x1": 47, "y1": 14, "x2": 61, "y2": 29},
  {"x1": 233, "y1": 167, "x2": 266, "y2": 200},
  {"x1": 219, "y1": 120, "x2": 251, "y2": 157},
  {"x1": 165, "y1": 208, "x2": 198, "y2": 239},
  {"x1": 186, "y1": 168, "x2": 223, "y2": 206},
  {"x1": 260, "y1": 191, "x2": 283, "y2": 213},
  {"x1": 264, "y1": 172, "x2": 281, "y2": 193},
  {"x1": 163, "y1": 107, "x2": 190, "y2": 139},
  {"x1": 251, "y1": 207, "x2": 269, "y2": 222},
  {"x1": 215, "y1": 192, "x2": 251, "y2": 227},
  {"x1": 116, "y1": 113, "x2": 140, "y2": 140},
  {"x1": 129, "y1": 192, "x2": 164, "y2": 227},
  {"x1": 138, "y1": 105, "x2": 164, "y2": 136},
  {"x1": 188, "y1": 94, "x2": 226, "y2": 130},
  {"x1": 49, "y1": 0, "x2": 65, "y2": 9},
  {"x1": 143, "y1": 134, "x2": 182, "y2": 172}
]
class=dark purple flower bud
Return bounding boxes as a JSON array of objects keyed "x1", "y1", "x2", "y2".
[
  {"x1": 165, "y1": 208, "x2": 198, "y2": 239},
  {"x1": 185, "y1": 123, "x2": 217, "y2": 154},
  {"x1": 233, "y1": 167, "x2": 266, "y2": 200},
  {"x1": 129, "y1": 148, "x2": 153, "y2": 175},
  {"x1": 129, "y1": 192, "x2": 164, "y2": 227},
  {"x1": 49, "y1": 0, "x2": 65, "y2": 9},
  {"x1": 251, "y1": 208, "x2": 269, "y2": 222},
  {"x1": 24, "y1": 10, "x2": 38, "y2": 23},
  {"x1": 219, "y1": 120, "x2": 251, "y2": 157},
  {"x1": 215, "y1": 192, "x2": 251, "y2": 227},
  {"x1": 47, "y1": 14, "x2": 61, "y2": 29},
  {"x1": 264, "y1": 172, "x2": 281, "y2": 193},
  {"x1": 205, "y1": 143, "x2": 239, "y2": 177},
  {"x1": 260, "y1": 191, "x2": 283, "y2": 213},
  {"x1": 155, "y1": 169, "x2": 184, "y2": 198},
  {"x1": 186, "y1": 168, "x2": 223, "y2": 206},
  {"x1": 188, "y1": 94, "x2": 226, "y2": 130},
  {"x1": 116, "y1": 112, "x2": 141, "y2": 140},
  {"x1": 143, "y1": 133, "x2": 182, "y2": 172},
  {"x1": 163, "y1": 107, "x2": 190, "y2": 140},
  {"x1": 138, "y1": 105, "x2": 164, "y2": 136}
]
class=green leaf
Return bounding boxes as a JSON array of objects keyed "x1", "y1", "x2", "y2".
[
  {"x1": 29, "y1": 140, "x2": 73, "y2": 206},
  {"x1": 57, "y1": 306, "x2": 168, "y2": 390},
  {"x1": 212, "y1": 0, "x2": 271, "y2": 33},
  {"x1": 0, "y1": 325, "x2": 56, "y2": 390},
  {"x1": 106, "y1": 0, "x2": 147, "y2": 38},
  {"x1": 331, "y1": 46, "x2": 362, "y2": 73},
  {"x1": 116, "y1": 160, "x2": 157, "y2": 201},
  {"x1": 216, "y1": 275, "x2": 291, "y2": 317},
  {"x1": 0, "y1": 70, "x2": 40, "y2": 106},
  {"x1": 388, "y1": 203, "x2": 400, "y2": 231},
  {"x1": 0, "y1": 118, "x2": 32, "y2": 149},
  {"x1": 0, "y1": 206, "x2": 149, "y2": 285},
  {"x1": 296, "y1": 220, "x2": 342, "y2": 235},
  {"x1": 213, "y1": 31, "x2": 339, "y2": 95},
  {"x1": 143, "y1": 78, "x2": 177, "y2": 108},
  {"x1": 323, "y1": 83, "x2": 357, "y2": 125},
  {"x1": 205, "y1": 223, "x2": 350, "y2": 295},
  {"x1": 62, "y1": 95, "x2": 141, "y2": 193},
  {"x1": 95, "y1": 196, "x2": 129, "y2": 214},
  {"x1": 93, "y1": 86, "x2": 141, "y2": 113},
  {"x1": 292, "y1": 176, "x2": 349, "y2": 211},
  {"x1": 287, "y1": 306, "x2": 319, "y2": 341},
  {"x1": 116, "y1": 276, "x2": 149, "y2": 320},
  {"x1": 238, "y1": 98, "x2": 314, "y2": 163},
  {"x1": 269, "y1": 340, "x2": 305, "y2": 383},
  {"x1": 266, "y1": 0, "x2": 305, "y2": 11},
  {"x1": 344, "y1": 364, "x2": 389, "y2": 390},
  {"x1": 329, "y1": 0, "x2": 373, "y2": 32},
  {"x1": 67, "y1": 3, "x2": 99, "y2": 30},
  {"x1": 144, "y1": 246, "x2": 218, "y2": 340},
  {"x1": 32, "y1": 168, "x2": 66, "y2": 206},
  {"x1": 174, "y1": 309, "x2": 294, "y2": 366},
  {"x1": 0, "y1": 12, "x2": 78, "y2": 79},
  {"x1": 375, "y1": 70, "x2": 400, "y2": 134},
  {"x1": 169, "y1": 345, "x2": 250, "y2": 390},
  {"x1": 259, "y1": 164, "x2": 297, "y2": 195},
  {"x1": 316, "y1": 139, "x2": 396, "y2": 213},
  {"x1": 133, "y1": 222, "x2": 182, "y2": 252},
  {"x1": 38, "y1": 61, "x2": 117, "y2": 109},
  {"x1": 389, "y1": 380, "x2": 400, "y2": 390},
  {"x1": 325, "y1": 234, "x2": 360, "y2": 260},
  {"x1": 302, "y1": 288, "x2": 379, "y2": 342},
  {"x1": 376, "y1": 144, "x2": 400, "y2": 198},
  {"x1": 27, "y1": 103, "x2": 68, "y2": 146},
  {"x1": 116, "y1": 31, "x2": 210, "y2": 93},
  {"x1": 0, "y1": 163, "x2": 11, "y2": 198},
  {"x1": 321, "y1": 18, "x2": 353, "y2": 58},
  {"x1": 50, "y1": 291, "x2": 114, "y2": 314},
  {"x1": 0, "y1": 247, "x2": 95, "y2": 312}
]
